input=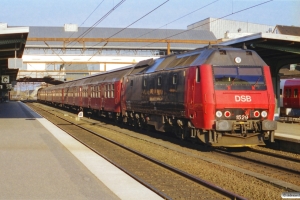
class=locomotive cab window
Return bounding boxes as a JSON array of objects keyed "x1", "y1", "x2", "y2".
[
  {"x1": 158, "y1": 76, "x2": 162, "y2": 86},
  {"x1": 173, "y1": 74, "x2": 177, "y2": 84},
  {"x1": 196, "y1": 67, "x2": 200, "y2": 83},
  {"x1": 213, "y1": 66, "x2": 266, "y2": 90}
]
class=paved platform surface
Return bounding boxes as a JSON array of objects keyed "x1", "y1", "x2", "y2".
[
  {"x1": 0, "y1": 101, "x2": 162, "y2": 200},
  {"x1": 275, "y1": 121, "x2": 300, "y2": 142}
]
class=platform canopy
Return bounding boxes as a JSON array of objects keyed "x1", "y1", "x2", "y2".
[
  {"x1": 0, "y1": 25, "x2": 29, "y2": 83},
  {"x1": 220, "y1": 33, "x2": 300, "y2": 73}
]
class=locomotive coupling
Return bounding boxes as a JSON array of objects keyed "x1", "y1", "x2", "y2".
[{"x1": 216, "y1": 120, "x2": 277, "y2": 132}]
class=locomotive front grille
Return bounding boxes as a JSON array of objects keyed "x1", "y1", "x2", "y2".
[{"x1": 216, "y1": 120, "x2": 266, "y2": 132}]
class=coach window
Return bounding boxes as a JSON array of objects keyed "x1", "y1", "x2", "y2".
[
  {"x1": 158, "y1": 76, "x2": 162, "y2": 86},
  {"x1": 106, "y1": 84, "x2": 111, "y2": 98},
  {"x1": 173, "y1": 74, "x2": 177, "y2": 85},
  {"x1": 294, "y1": 89, "x2": 298, "y2": 98},
  {"x1": 196, "y1": 67, "x2": 200, "y2": 83},
  {"x1": 286, "y1": 89, "x2": 291, "y2": 98},
  {"x1": 130, "y1": 80, "x2": 133, "y2": 87},
  {"x1": 143, "y1": 79, "x2": 147, "y2": 87},
  {"x1": 98, "y1": 86, "x2": 101, "y2": 98},
  {"x1": 95, "y1": 86, "x2": 98, "y2": 98},
  {"x1": 111, "y1": 84, "x2": 114, "y2": 98}
]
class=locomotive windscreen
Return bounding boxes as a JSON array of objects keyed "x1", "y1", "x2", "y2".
[{"x1": 213, "y1": 66, "x2": 267, "y2": 90}]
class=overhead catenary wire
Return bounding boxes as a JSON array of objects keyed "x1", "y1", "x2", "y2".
[
  {"x1": 87, "y1": 0, "x2": 170, "y2": 61},
  {"x1": 57, "y1": 0, "x2": 125, "y2": 70},
  {"x1": 65, "y1": 0, "x2": 105, "y2": 41},
  {"x1": 60, "y1": 0, "x2": 218, "y2": 61},
  {"x1": 128, "y1": 0, "x2": 220, "y2": 41},
  {"x1": 47, "y1": 0, "x2": 273, "y2": 68},
  {"x1": 80, "y1": 0, "x2": 106, "y2": 27},
  {"x1": 68, "y1": 0, "x2": 126, "y2": 46},
  {"x1": 139, "y1": 0, "x2": 274, "y2": 50}
]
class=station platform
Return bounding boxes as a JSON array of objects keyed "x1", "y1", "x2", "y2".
[
  {"x1": 0, "y1": 101, "x2": 162, "y2": 200},
  {"x1": 273, "y1": 120, "x2": 300, "y2": 153}
]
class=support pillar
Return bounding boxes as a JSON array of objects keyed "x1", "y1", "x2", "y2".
[{"x1": 269, "y1": 62, "x2": 284, "y2": 118}]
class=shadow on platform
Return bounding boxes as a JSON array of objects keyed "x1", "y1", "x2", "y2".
[{"x1": 0, "y1": 101, "x2": 42, "y2": 119}]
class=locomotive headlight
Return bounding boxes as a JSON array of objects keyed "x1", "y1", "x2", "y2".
[
  {"x1": 224, "y1": 111, "x2": 231, "y2": 118},
  {"x1": 216, "y1": 111, "x2": 222, "y2": 118},
  {"x1": 254, "y1": 111, "x2": 260, "y2": 118},
  {"x1": 261, "y1": 111, "x2": 268, "y2": 118},
  {"x1": 234, "y1": 57, "x2": 242, "y2": 63}
]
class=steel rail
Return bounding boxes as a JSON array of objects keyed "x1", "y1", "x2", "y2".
[{"x1": 249, "y1": 147, "x2": 300, "y2": 163}]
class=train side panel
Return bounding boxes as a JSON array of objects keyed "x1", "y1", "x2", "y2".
[{"x1": 280, "y1": 79, "x2": 300, "y2": 118}]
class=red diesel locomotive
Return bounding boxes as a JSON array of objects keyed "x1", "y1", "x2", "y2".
[
  {"x1": 37, "y1": 45, "x2": 277, "y2": 146},
  {"x1": 280, "y1": 79, "x2": 300, "y2": 122}
]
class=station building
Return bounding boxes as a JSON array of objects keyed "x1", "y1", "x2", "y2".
[{"x1": 188, "y1": 17, "x2": 275, "y2": 39}]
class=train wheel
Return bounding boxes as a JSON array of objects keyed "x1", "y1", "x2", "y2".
[{"x1": 174, "y1": 126, "x2": 187, "y2": 140}]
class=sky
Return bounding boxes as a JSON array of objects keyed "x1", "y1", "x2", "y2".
[{"x1": 1, "y1": 0, "x2": 299, "y2": 30}]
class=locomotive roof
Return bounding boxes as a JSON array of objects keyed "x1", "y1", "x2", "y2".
[
  {"x1": 41, "y1": 45, "x2": 266, "y2": 91},
  {"x1": 126, "y1": 45, "x2": 266, "y2": 75}
]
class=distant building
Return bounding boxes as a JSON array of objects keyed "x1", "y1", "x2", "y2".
[
  {"x1": 273, "y1": 25, "x2": 300, "y2": 36},
  {"x1": 188, "y1": 17, "x2": 274, "y2": 39}
]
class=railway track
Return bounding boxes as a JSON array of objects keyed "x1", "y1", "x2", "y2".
[
  {"x1": 27, "y1": 102, "x2": 246, "y2": 200},
  {"x1": 213, "y1": 147, "x2": 300, "y2": 191},
  {"x1": 248, "y1": 147, "x2": 300, "y2": 163}
]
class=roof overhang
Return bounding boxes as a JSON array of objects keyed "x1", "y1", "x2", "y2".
[
  {"x1": 220, "y1": 33, "x2": 300, "y2": 67},
  {"x1": 0, "y1": 26, "x2": 29, "y2": 83}
]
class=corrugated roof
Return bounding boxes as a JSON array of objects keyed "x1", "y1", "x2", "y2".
[
  {"x1": 26, "y1": 26, "x2": 216, "y2": 50},
  {"x1": 28, "y1": 26, "x2": 216, "y2": 40},
  {"x1": 274, "y1": 25, "x2": 300, "y2": 36}
]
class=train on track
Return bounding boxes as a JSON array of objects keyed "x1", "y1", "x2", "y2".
[
  {"x1": 37, "y1": 45, "x2": 277, "y2": 147},
  {"x1": 280, "y1": 79, "x2": 300, "y2": 122}
]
